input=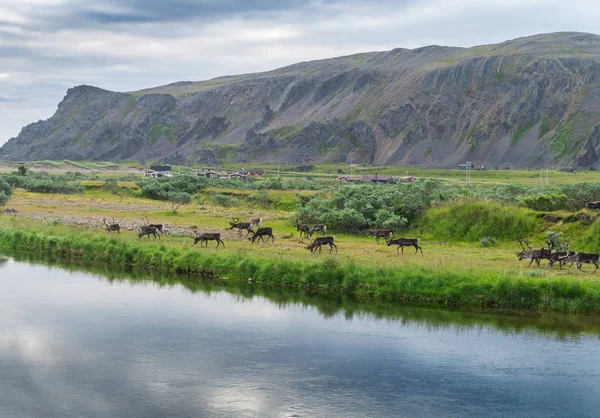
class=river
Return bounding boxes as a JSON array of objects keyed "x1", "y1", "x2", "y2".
[{"x1": 1, "y1": 255, "x2": 599, "y2": 417}]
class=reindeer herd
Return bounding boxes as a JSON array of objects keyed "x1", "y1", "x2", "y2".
[
  {"x1": 517, "y1": 239, "x2": 600, "y2": 272},
  {"x1": 100, "y1": 215, "x2": 425, "y2": 257},
  {"x1": 99, "y1": 214, "x2": 600, "y2": 272}
]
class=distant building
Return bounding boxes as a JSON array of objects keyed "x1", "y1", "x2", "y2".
[
  {"x1": 197, "y1": 170, "x2": 220, "y2": 179},
  {"x1": 145, "y1": 165, "x2": 172, "y2": 177},
  {"x1": 336, "y1": 174, "x2": 396, "y2": 184},
  {"x1": 362, "y1": 175, "x2": 393, "y2": 184},
  {"x1": 248, "y1": 169, "x2": 265, "y2": 177},
  {"x1": 458, "y1": 162, "x2": 475, "y2": 170},
  {"x1": 229, "y1": 173, "x2": 247, "y2": 180}
]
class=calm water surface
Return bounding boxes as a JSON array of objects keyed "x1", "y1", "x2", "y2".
[{"x1": 1, "y1": 255, "x2": 600, "y2": 418}]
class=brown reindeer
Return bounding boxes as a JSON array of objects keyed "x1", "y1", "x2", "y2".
[
  {"x1": 248, "y1": 227, "x2": 275, "y2": 244},
  {"x1": 103, "y1": 218, "x2": 120, "y2": 234},
  {"x1": 306, "y1": 236, "x2": 337, "y2": 254},
  {"x1": 586, "y1": 201, "x2": 600, "y2": 211},
  {"x1": 139, "y1": 226, "x2": 160, "y2": 239},
  {"x1": 309, "y1": 224, "x2": 327, "y2": 237},
  {"x1": 250, "y1": 217, "x2": 263, "y2": 227},
  {"x1": 138, "y1": 217, "x2": 160, "y2": 239},
  {"x1": 387, "y1": 237, "x2": 423, "y2": 255},
  {"x1": 516, "y1": 240, "x2": 547, "y2": 267},
  {"x1": 194, "y1": 233, "x2": 225, "y2": 248},
  {"x1": 229, "y1": 217, "x2": 254, "y2": 236},
  {"x1": 367, "y1": 229, "x2": 393, "y2": 243},
  {"x1": 296, "y1": 220, "x2": 311, "y2": 240},
  {"x1": 562, "y1": 252, "x2": 600, "y2": 272},
  {"x1": 141, "y1": 216, "x2": 168, "y2": 235}
]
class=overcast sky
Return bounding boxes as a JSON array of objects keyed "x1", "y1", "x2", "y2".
[{"x1": 1, "y1": 0, "x2": 599, "y2": 145}]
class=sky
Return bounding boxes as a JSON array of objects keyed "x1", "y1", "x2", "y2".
[{"x1": 1, "y1": 0, "x2": 600, "y2": 145}]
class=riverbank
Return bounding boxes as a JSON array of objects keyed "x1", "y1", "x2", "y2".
[{"x1": 2, "y1": 220, "x2": 600, "y2": 314}]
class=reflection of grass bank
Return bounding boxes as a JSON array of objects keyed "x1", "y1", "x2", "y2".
[
  {"x1": 2, "y1": 222, "x2": 600, "y2": 314},
  {"x1": 7, "y1": 250, "x2": 600, "y2": 338}
]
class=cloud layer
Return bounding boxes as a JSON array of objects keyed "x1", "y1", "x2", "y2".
[{"x1": 1, "y1": 0, "x2": 600, "y2": 146}]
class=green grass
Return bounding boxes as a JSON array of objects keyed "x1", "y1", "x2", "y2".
[{"x1": 419, "y1": 200, "x2": 540, "y2": 241}]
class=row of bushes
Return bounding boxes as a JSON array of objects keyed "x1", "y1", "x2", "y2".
[
  {"x1": 291, "y1": 180, "x2": 600, "y2": 235},
  {"x1": 1, "y1": 172, "x2": 84, "y2": 195}
]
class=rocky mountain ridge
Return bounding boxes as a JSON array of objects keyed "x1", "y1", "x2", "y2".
[{"x1": 3, "y1": 32, "x2": 600, "y2": 168}]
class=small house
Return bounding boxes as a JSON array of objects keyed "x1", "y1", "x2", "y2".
[
  {"x1": 146, "y1": 165, "x2": 172, "y2": 177},
  {"x1": 229, "y1": 173, "x2": 247, "y2": 180},
  {"x1": 197, "y1": 170, "x2": 220, "y2": 179},
  {"x1": 362, "y1": 174, "x2": 393, "y2": 184},
  {"x1": 458, "y1": 162, "x2": 475, "y2": 170}
]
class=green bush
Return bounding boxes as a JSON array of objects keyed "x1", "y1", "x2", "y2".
[
  {"x1": 2, "y1": 172, "x2": 83, "y2": 194},
  {"x1": 479, "y1": 236, "x2": 497, "y2": 247},
  {"x1": 0, "y1": 191, "x2": 8, "y2": 206},
  {"x1": 294, "y1": 180, "x2": 443, "y2": 232},
  {"x1": 521, "y1": 194, "x2": 568, "y2": 211},
  {"x1": 212, "y1": 194, "x2": 239, "y2": 208},
  {"x1": 138, "y1": 175, "x2": 209, "y2": 200},
  {"x1": 168, "y1": 192, "x2": 191, "y2": 212},
  {"x1": 245, "y1": 190, "x2": 281, "y2": 209}
]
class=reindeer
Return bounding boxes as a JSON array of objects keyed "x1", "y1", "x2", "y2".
[
  {"x1": 309, "y1": 224, "x2": 327, "y2": 237},
  {"x1": 250, "y1": 217, "x2": 263, "y2": 227},
  {"x1": 516, "y1": 240, "x2": 547, "y2": 267},
  {"x1": 103, "y1": 218, "x2": 121, "y2": 234},
  {"x1": 585, "y1": 200, "x2": 600, "y2": 212},
  {"x1": 228, "y1": 217, "x2": 254, "y2": 236},
  {"x1": 546, "y1": 250, "x2": 575, "y2": 269},
  {"x1": 544, "y1": 242, "x2": 575, "y2": 269},
  {"x1": 387, "y1": 237, "x2": 423, "y2": 255},
  {"x1": 296, "y1": 220, "x2": 311, "y2": 240},
  {"x1": 138, "y1": 217, "x2": 160, "y2": 239},
  {"x1": 194, "y1": 232, "x2": 225, "y2": 248},
  {"x1": 248, "y1": 227, "x2": 275, "y2": 244},
  {"x1": 367, "y1": 229, "x2": 393, "y2": 243},
  {"x1": 139, "y1": 227, "x2": 160, "y2": 239},
  {"x1": 141, "y1": 216, "x2": 168, "y2": 236},
  {"x1": 562, "y1": 252, "x2": 600, "y2": 272},
  {"x1": 306, "y1": 236, "x2": 337, "y2": 254}
]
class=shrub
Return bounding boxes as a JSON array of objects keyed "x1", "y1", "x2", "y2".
[
  {"x1": 245, "y1": 190, "x2": 281, "y2": 209},
  {"x1": 545, "y1": 230, "x2": 568, "y2": 251},
  {"x1": 479, "y1": 236, "x2": 497, "y2": 247},
  {"x1": 168, "y1": 192, "x2": 191, "y2": 212},
  {"x1": 211, "y1": 194, "x2": 239, "y2": 208},
  {"x1": 138, "y1": 175, "x2": 208, "y2": 200},
  {"x1": 521, "y1": 194, "x2": 568, "y2": 211}
]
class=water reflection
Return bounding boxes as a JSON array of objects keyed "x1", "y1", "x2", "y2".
[
  {"x1": 1, "y1": 253, "x2": 600, "y2": 417},
  {"x1": 8, "y1": 251, "x2": 600, "y2": 340}
]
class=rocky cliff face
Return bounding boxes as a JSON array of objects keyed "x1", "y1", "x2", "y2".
[{"x1": 4, "y1": 32, "x2": 600, "y2": 168}]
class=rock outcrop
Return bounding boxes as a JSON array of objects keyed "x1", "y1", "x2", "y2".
[{"x1": 4, "y1": 32, "x2": 600, "y2": 168}]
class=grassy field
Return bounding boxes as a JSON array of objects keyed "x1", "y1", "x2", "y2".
[
  {"x1": 2, "y1": 159, "x2": 600, "y2": 185},
  {"x1": 3, "y1": 185, "x2": 600, "y2": 314}
]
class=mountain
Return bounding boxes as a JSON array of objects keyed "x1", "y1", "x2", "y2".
[{"x1": 4, "y1": 32, "x2": 600, "y2": 168}]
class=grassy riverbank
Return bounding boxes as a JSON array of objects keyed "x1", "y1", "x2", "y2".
[{"x1": 2, "y1": 219, "x2": 600, "y2": 314}]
